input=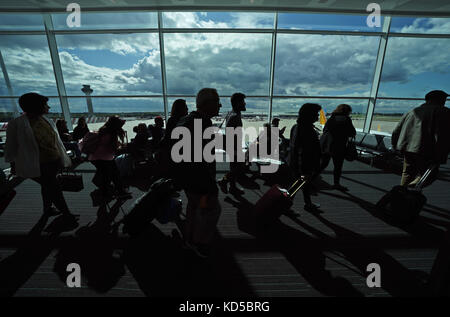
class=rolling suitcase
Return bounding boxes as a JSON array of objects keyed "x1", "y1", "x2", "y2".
[
  {"x1": 254, "y1": 177, "x2": 306, "y2": 223},
  {"x1": 376, "y1": 165, "x2": 436, "y2": 224},
  {"x1": 121, "y1": 178, "x2": 176, "y2": 236}
]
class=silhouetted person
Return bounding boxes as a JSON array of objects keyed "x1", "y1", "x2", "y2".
[
  {"x1": 171, "y1": 88, "x2": 222, "y2": 258},
  {"x1": 158, "y1": 99, "x2": 189, "y2": 178},
  {"x1": 72, "y1": 116, "x2": 89, "y2": 141},
  {"x1": 218, "y1": 92, "x2": 246, "y2": 196},
  {"x1": 148, "y1": 116, "x2": 165, "y2": 149},
  {"x1": 392, "y1": 90, "x2": 450, "y2": 187},
  {"x1": 319, "y1": 104, "x2": 356, "y2": 191},
  {"x1": 165, "y1": 99, "x2": 189, "y2": 143},
  {"x1": 56, "y1": 118, "x2": 82, "y2": 159},
  {"x1": 4, "y1": 92, "x2": 79, "y2": 222},
  {"x1": 288, "y1": 103, "x2": 322, "y2": 213},
  {"x1": 89, "y1": 116, "x2": 132, "y2": 201},
  {"x1": 272, "y1": 117, "x2": 286, "y2": 139}
]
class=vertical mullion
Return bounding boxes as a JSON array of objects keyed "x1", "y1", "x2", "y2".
[
  {"x1": 0, "y1": 50, "x2": 20, "y2": 118},
  {"x1": 43, "y1": 14, "x2": 73, "y2": 130},
  {"x1": 363, "y1": 16, "x2": 391, "y2": 133},
  {"x1": 158, "y1": 11, "x2": 169, "y2": 123},
  {"x1": 268, "y1": 12, "x2": 278, "y2": 124}
]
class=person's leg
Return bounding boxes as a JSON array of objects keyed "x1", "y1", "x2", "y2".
[
  {"x1": 401, "y1": 152, "x2": 419, "y2": 186},
  {"x1": 331, "y1": 154, "x2": 348, "y2": 191},
  {"x1": 39, "y1": 160, "x2": 71, "y2": 215},
  {"x1": 192, "y1": 194, "x2": 221, "y2": 247},
  {"x1": 91, "y1": 160, "x2": 112, "y2": 197},
  {"x1": 184, "y1": 191, "x2": 201, "y2": 244},
  {"x1": 32, "y1": 176, "x2": 52, "y2": 212}
]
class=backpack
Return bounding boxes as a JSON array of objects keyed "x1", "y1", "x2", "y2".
[{"x1": 79, "y1": 132, "x2": 100, "y2": 154}]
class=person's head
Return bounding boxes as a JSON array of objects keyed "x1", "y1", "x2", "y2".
[
  {"x1": 271, "y1": 118, "x2": 280, "y2": 127},
  {"x1": 104, "y1": 115, "x2": 125, "y2": 132},
  {"x1": 297, "y1": 103, "x2": 322, "y2": 124},
  {"x1": 196, "y1": 88, "x2": 221, "y2": 118},
  {"x1": 137, "y1": 123, "x2": 147, "y2": 133},
  {"x1": 154, "y1": 116, "x2": 164, "y2": 128},
  {"x1": 56, "y1": 119, "x2": 67, "y2": 131},
  {"x1": 18, "y1": 92, "x2": 50, "y2": 116},
  {"x1": 231, "y1": 92, "x2": 246, "y2": 112},
  {"x1": 77, "y1": 116, "x2": 87, "y2": 127},
  {"x1": 332, "y1": 104, "x2": 352, "y2": 116},
  {"x1": 171, "y1": 99, "x2": 188, "y2": 118},
  {"x1": 425, "y1": 90, "x2": 448, "y2": 107}
]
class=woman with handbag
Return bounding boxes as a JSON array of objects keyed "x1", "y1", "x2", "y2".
[
  {"x1": 319, "y1": 104, "x2": 356, "y2": 191},
  {"x1": 89, "y1": 116, "x2": 132, "y2": 202},
  {"x1": 4, "y1": 93, "x2": 79, "y2": 222}
]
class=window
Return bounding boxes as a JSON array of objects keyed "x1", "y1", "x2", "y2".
[
  {"x1": 371, "y1": 99, "x2": 421, "y2": 134},
  {"x1": 272, "y1": 98, "x2": 368, "y2": 133},
  {"x1": 277, "y1": 13, "x2": 383, "y2": 32},
  {"x1": 52, "y1": 12, "x2": 158, "y2": 30},
  {"x1": 55, "y1": 33, "x2": 162, "y2": 96},
  {"x1": 390, "y1": 17, "x2": 450, "y2": 34},
  {"x1": 378, "y1": 38, "x2": 450, "y2": 98},
  {"x1": 67, "y1": 97, "x2": 164, "y2": 114},
  {"x1": 162, "y1": 12, "x2": 274, "y2": 28},
  {"x1": 274, "y1": 34, "x2": 379, "y2": 96},
  {"x1": 0, "y1": 13, "x2": 44, "y2": 30},
  {"x1": 164, "y1": 33, "x2": 272, "y2": 96},
  {"x1": 0, "y1": 35, "x2": 58, "y2": 97}
]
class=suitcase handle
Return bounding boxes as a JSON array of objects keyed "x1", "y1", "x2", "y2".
[
  {"x1": 414, "y1": 164, "x2": 438, "y2": 190},
  {"x1": 287, "y1": 177, "x2": 308, "y2": 198}
]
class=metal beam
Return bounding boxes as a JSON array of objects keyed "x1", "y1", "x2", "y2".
[
  {"x1": 0, "y1": 50, "x2": 20, "y2": 118},
  {"x1": 43, "y1": 13, "x2": 73, "y2": 130},
  {"x1": 268, "y1": 12, "x2": 278, "y2": 124},
  {"x1": 158, "y1": 11, "x2": 169, "y2": 123},
  {"x1": 363, "y1": 16, "x2": 392, "y2": 133}
]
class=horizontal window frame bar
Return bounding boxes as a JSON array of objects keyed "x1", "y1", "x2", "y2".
[
  {"x1": 1, "y1": 8, "x2": 450, "y2": 18},
  {"x1": 3, "y1": 96, "x2": 443, "y2": 101}
]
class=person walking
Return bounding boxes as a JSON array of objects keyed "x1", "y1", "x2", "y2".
[{"x1": 319, "y1": 104, "x2": 356, "y2": 191}]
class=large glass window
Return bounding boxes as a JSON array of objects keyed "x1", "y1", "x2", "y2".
[
  {"x1": 390, "y1": 17, "x2": 450, "y2": 34},
  {"x1": 0, "y1": 13, "x2": 44, "y2": 30},
  {"x1": 164, "y1": 33, "x2": 272, "y2": 96},
  {"x1": 272, "y1": 98, "x2": 368, "y2": 133},
  {"x1": 278, "y1": 13, "x2": 383, "y2": 32},
  {"x1": 55, "y1": 33, "x2": 162, "y2": 96},
  {"x1": 52, "y1": 12, "x2": 158, "y2": 30},
  {"x1": 67, "y1": 97, "x2": 164, "y2": 114},
  {"x1": 162, "y1": 12, "x2": 274, "y2": 28},
  {"x1": 274, "y1": 34, "x2": 379, "y2": 96},
  {"x1": 378, "y1": 38, "x2": 450, "y2": 98},
  {"x1": 370, "y1": 99, "x2": 421, "y2": 134},
  {"x1": 0, "y1": 35, "x2": 58, "y2": 97}
]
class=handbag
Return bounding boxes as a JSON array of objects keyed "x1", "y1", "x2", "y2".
[
  {"x1": 57, "y1": 170, "x2": 84, "y2": 192},
  {"x1": 345, "y1": 137, "x2": 358, "y2": 161}
]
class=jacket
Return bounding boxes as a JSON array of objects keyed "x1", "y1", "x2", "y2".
[
  {"x1": 320, "y1": 114, "x2": 356, "y2": 156},
  {"x1": 171, "y1": 111, "x2": 218, "y2": 195},
  {"x1": 5, "y1": 114, "x2": 72, "y2": 178},
  {"x1": 288, "y1": 123, "x2": 321, "y2": 176},
  {"x1": 391, "y1": 102, "x2": 450, "y2": 164}
]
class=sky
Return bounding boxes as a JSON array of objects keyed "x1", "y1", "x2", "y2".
[{"x1": 0, "y1": 12, "x2": 449, "y2": 115}]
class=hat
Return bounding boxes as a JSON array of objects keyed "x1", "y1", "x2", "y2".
[{"x1": 425, "y1": 90, "x2": 449, "y2": 101}]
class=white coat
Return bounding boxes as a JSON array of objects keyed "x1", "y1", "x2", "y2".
[{"x1": 4, "y1": 114, "x2": 72, "y2": 178}]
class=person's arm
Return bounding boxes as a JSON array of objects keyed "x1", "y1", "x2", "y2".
[
  {"x1": 391, "y1": 113, "x2": 407, "y2": 151},
  {"x1": 347, "y1": 117, "x2": 356, "y2": 138}
]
